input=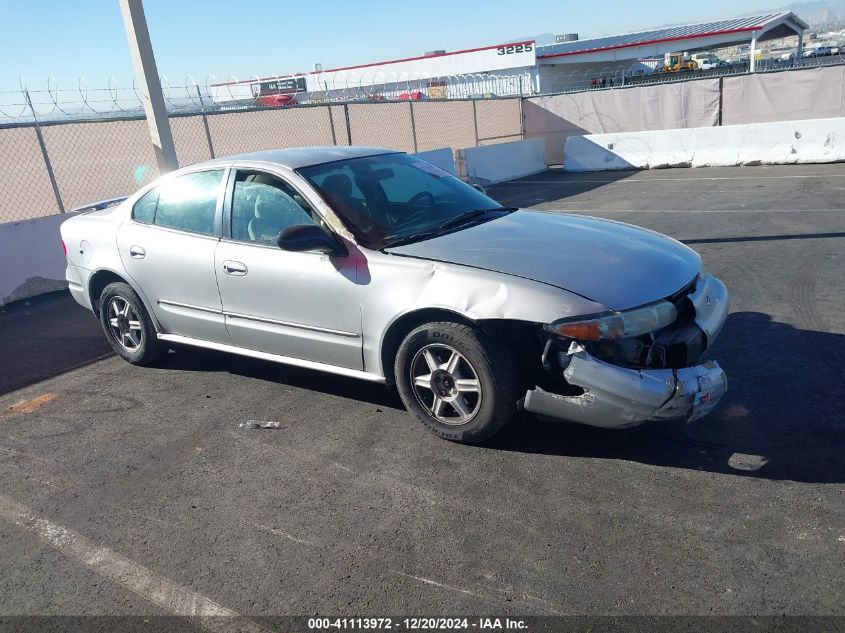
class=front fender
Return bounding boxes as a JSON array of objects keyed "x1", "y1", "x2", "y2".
[{"x1": 359, "y1": 251, "x2": 605, "y2": 377}]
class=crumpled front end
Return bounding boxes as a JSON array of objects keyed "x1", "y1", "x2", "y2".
[
  {"x1": 523, "y1": 273, "x2": 729, "y2": 429},
  {"x1": 524, "y1": 345, "x2": 727, "y2": 428}
]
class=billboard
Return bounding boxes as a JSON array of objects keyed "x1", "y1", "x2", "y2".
[{"x1": 250, "y1": 77, "x2": 307, "y2": 97}]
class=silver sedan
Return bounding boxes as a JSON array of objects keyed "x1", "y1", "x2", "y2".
[{"x1": 61, "y1": 147, "x2": 728, "y2": 443}]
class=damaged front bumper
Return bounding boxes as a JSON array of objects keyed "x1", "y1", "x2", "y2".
[
  {"x1": 523, "y1": 348, "x2": 727, "y2": 428},
  {"x1": 524, "y1": 273, "x2": 729, "y2": 429}
]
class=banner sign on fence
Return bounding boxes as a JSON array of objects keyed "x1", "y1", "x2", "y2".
[{"x1": 250, "y1": 77, "x2": 307, "y2": 97}]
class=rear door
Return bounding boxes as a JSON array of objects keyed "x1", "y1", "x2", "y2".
[
  {"x1": 117, "y1": 168, "x2": 231, "y2": 344},
  {"x1": 214, "y1": 168, "x2": 363, "y2": 369}
]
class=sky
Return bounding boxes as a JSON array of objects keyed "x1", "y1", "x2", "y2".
[{"x1": 1, "y1": 0, "x2": 798, "y2": 94}]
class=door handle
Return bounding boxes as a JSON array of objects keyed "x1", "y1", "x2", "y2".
[
  {"x1": 129, "y1": 245, "x2": 146, "y2": 259},
  {"x1": 222, "y1": 260, "x2": 248, "y2": 276}
]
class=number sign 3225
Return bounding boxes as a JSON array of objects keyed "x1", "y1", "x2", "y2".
[{"x1": 497, "y1": 43, "x2": 533, "y2": 55}]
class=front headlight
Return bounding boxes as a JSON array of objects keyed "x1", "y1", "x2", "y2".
[{"x1": 544, "y1": 300, "x2": 677, "y2": 341}]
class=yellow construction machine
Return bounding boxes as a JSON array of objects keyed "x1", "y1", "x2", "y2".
[{"x1": 662, "y1": 52, "x2": 699, "y2": 72}]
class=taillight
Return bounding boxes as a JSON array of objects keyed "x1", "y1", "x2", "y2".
[{"x1": 61, "y1": 239, "x2": 67, "y2": 256}]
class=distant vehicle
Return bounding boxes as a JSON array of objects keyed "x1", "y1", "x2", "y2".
[
  {"x1": 255, "y1": 94, "x2": 297, "y2": 108},
  {"x1": 662, "y1": 52, "x2": 698, "y2": 72},
  {"x1": 398, "y1": 91, "x2": 425, "y2": 100},
  {"x1": 690, "y1": 53, "x2": 721, "y2": 70},
  {"x1": 696, "y1": 59, "x2": 719, "y2": 70},
  {"x1": 60, "y1": 147, "x2": 729, "y2": 444},
  {"x1": 804, "y1": 46, "x2": 834, "y2": 57}
]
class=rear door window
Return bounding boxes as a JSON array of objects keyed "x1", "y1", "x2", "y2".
[{"x1": 146, "y1": 170, "x2": 225, "y2": 236}]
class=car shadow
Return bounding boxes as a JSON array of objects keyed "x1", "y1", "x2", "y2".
[
  {"x1": 158, "y1": 312, "x2": 844, "y2": 484},
  {"x1": 19, "y1": 295, "x2": 839, "y2": 483},
  {"x1": 0, "y1": 291, "x2": 113, "y2": 397},
  {"x1": 154, "y1": 345, "x2": 404, "y2": 410},
  {"x1": 487, "y1": 311, "x2": 845, "y2": 484}
]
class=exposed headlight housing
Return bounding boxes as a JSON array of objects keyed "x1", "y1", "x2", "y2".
[{"x1": 544, "y1": 300, "x2": 678, "y2": 341}]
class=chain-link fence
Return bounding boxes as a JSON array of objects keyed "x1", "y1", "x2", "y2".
[{"x1": 0, "y1": 96, "x2": 523, "y2": 223}]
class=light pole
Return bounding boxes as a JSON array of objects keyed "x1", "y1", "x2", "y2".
[{"x1": 118, "y1": 0, "x2": 178, "y2": 173}]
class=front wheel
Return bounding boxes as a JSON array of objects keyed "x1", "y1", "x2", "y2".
[{"x1": 394, "y1": 321, "x2": 519, "y2": 444}]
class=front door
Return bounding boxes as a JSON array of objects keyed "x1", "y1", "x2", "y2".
[
  {"x1": 214, "y1": 169, "x2": 363, "y2": 369},
  {"x1": 117, "y1": 168, "x2": 230, "y2": 344}
]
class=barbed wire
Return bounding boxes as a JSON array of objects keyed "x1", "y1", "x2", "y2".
[{"x1": 2, "y1": 49, "x2": 843, "y2": 124}]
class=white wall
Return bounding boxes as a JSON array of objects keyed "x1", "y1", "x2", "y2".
[
  {"x1": 456, "y1": 138, "x2": 547, "y2": 185},
  {"x1": 0, "y1": 213, "x2": 76, "y2": 306},
  {"x1": 564, "y1": 116, "x2": 845, "y2": 171}
]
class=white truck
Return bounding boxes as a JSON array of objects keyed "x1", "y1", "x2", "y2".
[{"x1": 690, "y1": 52, "x2": 721, "y2": 70}]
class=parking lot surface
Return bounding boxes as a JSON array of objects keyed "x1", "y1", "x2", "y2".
[{"x1": 1, "y1": 164, "x2": 843, "y2": 625}]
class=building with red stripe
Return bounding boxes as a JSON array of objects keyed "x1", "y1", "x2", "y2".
[{"x1": 209, "y1": 11, "x2": 808, "y2": 103}]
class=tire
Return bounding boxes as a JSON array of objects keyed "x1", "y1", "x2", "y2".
[
  {"x1": 98, "y1": 282, "x2": 164, "y2": 366},
  {"x1": 394, "y1": 321, "x2": 519, "y2": 444}
]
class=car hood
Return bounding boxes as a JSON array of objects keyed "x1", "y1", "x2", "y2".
[{"x1": 385, "y1": 210, "x2": 701, "y2": 310}]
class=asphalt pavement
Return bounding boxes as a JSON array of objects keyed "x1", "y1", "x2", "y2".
[{"x1": 0, "y1": 164, "x2": 843, "y2": 629}]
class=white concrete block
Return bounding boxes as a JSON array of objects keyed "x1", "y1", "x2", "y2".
[
  {"x1": 564, "y1": 117, "x2": 845, "y2": 171},
  {"x1": 457, "y1": 138, "x2": 547, "y2": 185},
  {"x1": 0, "y1": 213, "x2": 77, "y2": 306}
]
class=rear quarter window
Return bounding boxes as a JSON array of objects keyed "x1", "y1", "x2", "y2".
[{"x1": 132, "y1": 188, "x2": 158, "y2": 224}]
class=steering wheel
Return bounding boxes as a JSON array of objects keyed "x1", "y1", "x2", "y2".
[
  {"x1": 390, "y1": 206, "x2": 431, "y2": 232},
  {"x1": 390, "y1": 201, "x2": 455, "y2": 234},
  {"x1": 408, "y1": 191, "x2": 434, "y2": 207}
]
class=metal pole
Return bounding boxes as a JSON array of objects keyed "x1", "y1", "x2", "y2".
[
  {"x1": 195, "y1": 84, "x2": 215, "y2": 159},
  {"x1": 118, "y1": 0, "x2": 178, "y2": 173},
  {"x1": 343, "y1": 103, "x2": 352, "y2": 145},
  {"x1": 717, "y1": 77, "x2": 723, "y2": 127},
  {"x1": 25, "y1": 89, "x2": 65, "y2": 214},
  {"x1": 471, "y1": 99, "x2": 479, "y2": 147},
  {"x1": 749, "y1": 35, "x2": 758, "y2": 72},
  {"x1": 518, "y1": 95, "x2": 525, "y2": 140},
  {"x1": 796, "y1": 31, "x2": 804, "y2": 67},
  {"x1": 409, "y1": 101, "x2": 418, "y2": 153},
  {"x1": 326, "y1": 104, "x2": 338, "y2": 146}
]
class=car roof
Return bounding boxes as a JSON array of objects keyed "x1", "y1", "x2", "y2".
[{"x1": 203, "y1": 146, "x2": 401, "y2": 170}]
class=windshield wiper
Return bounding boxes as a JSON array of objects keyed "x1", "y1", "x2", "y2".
[
  {"x1": 437, "y1": 206, "x2": 513, "y2": 231},
  {"x1": 380, "y1": 231, "x2": 441, "y2": 249},
  {"x1": 381, "y1": 207, "x2": 514, "y2": 249}
]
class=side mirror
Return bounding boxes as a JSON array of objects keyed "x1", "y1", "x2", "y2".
[
  {"x1": 471, "y1": 183, "x2": 487, "y2": 195},
  {"x1": 277, "y1": 224, "x2": 346, "y2": 255}
]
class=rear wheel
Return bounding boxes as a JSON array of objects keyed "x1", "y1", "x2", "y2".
[
  {"x1": 98, "y1": 282, "x2": 164, "y2": 366},
  {"x1": 394, "y1": 321, "x2": 519, "y2": 444}
]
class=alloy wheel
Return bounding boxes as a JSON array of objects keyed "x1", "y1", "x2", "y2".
[
  {"x1": 410, "y1": 343, "x2": 482, "y2": 425},
  {"x1": 106, "y1": 296, "x2": 143, "y2": 352}
]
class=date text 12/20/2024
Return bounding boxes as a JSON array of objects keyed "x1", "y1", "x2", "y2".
[{"x1": 308, "y1": 618, "x2": 528, "y2": 630}]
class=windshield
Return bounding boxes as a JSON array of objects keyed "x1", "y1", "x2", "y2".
[{"x1": 297, "y1": 153, "x2": 509, "y2": 249}]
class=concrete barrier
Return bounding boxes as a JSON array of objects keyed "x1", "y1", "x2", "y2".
[
  {"x1": 456, "y1": 138, "x2": 547, "y2": 185},
  {"x1": 412, "y1": 148, "x2": 457, "y2": 175},
  {"x1": 0, "y1": 213, "x2": 75, "y2": 306},
  {"x1": 564, "y1": 116, "x2": 845, "y2": 171}
]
